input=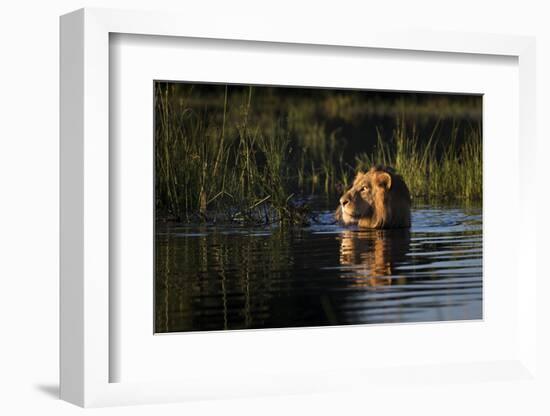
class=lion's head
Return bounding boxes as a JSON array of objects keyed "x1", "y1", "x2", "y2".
[{"x1": 335, "y1": 166, "x2": 411, "y2": 229}]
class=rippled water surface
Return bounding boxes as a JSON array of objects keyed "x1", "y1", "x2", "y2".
[{"x1": 155, "y1": 205, "x2": 482, "y2": 333}]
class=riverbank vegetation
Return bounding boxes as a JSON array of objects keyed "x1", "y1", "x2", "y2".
[{"x1": 155, "y1": 82, "x2": 482, "y2": 224}]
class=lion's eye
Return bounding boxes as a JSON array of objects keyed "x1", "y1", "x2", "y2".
[{"x1": 361, "y1": 185, "x2": 369, "y2": 192}]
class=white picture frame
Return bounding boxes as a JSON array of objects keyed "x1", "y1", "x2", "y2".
[{"x1": 60, "y1": 7, "x2": 538, "y2": 408}]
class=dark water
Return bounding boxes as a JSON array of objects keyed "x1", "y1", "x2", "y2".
[{"x1": 155, "y1": 205, "x2": 482, "y2": 333}]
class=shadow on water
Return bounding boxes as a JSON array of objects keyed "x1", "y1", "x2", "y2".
[{"x1": 155, "y1": 205, "x2": 482, "y2": 333}]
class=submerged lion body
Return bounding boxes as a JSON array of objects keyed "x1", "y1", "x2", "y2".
[{"x1": 335, "y1": 166, "x2": 411, "y2": 229}]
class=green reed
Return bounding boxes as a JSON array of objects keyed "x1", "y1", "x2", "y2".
[
  {"x1": 355, "y1": 118, "x2": 482, "y2": 201},
  {"x1": 155, "y1": 84, "x2": 308, "y2": 224},
  {"x1": 156, "y1": 83, "x2": 482, "y2": 224}
]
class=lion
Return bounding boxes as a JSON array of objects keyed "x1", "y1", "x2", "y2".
[{"x1": 335, "y1": 166, "x2": 411, "y2": 229}]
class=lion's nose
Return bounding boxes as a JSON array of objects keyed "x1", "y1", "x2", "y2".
[{"x1": 340, "y1": 197, "x2": 350, "y2": 206}]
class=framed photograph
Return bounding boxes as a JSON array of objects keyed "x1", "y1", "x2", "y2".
[
  {"x1": 152, "y1": 82, "x2": 483, "y2": 334},
  {"x1": 60, "y1": 8, "x2": 538, "y2": 408}
]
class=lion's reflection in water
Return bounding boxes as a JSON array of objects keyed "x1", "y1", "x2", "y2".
[{"x1": 338, "y1": 229, "x2": 411, "y2": 288}]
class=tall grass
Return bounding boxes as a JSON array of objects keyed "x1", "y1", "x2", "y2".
[
  {"x1": 355, "y1": 118, "x2": 482, "y2": 201},
  {"x1": 156, "y1": 83, "x2": 482, "y2": 224},
  {"x1": 155, "y1": 84, "x2": 308, "y2": 224}
]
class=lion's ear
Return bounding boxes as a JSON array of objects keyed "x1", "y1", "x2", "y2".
[{"x1": 376, "y1": 172, "x2": 392, "y2": 190}]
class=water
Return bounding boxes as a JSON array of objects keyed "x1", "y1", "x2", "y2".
[{"x1": 155, "y1": 205, "x2": 482, "y2": 333}]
